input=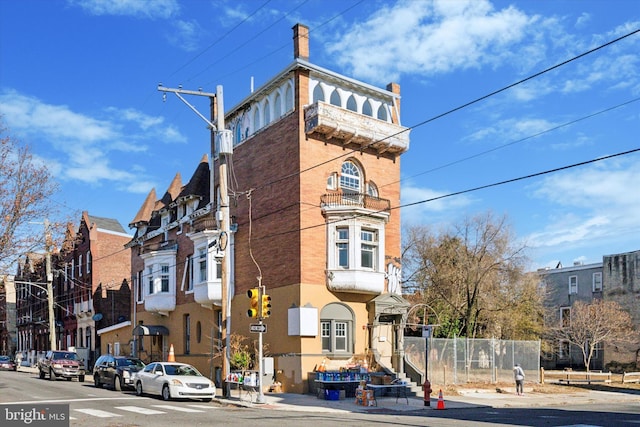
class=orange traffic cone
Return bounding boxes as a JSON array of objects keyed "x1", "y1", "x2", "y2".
[
  {"x1": 436, "y1": 389, "x2": 446, "y2": 410},
  {"x1": 168, "y1": 344, "x2": 176, "y2": 362}
]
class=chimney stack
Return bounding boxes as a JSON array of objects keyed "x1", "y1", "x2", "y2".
[{"x1": 293, "y1": 23, "x2": 309, "y2": 61}]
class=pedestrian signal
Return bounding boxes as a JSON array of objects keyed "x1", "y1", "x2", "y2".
[
  {"x1": 247, "y1": 288, "x2": 259, "y2": 318},
  {"x1": 261, "y1": 294, "x2": 271, "y2": 318}
]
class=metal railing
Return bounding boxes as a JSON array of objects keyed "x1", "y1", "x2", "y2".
[{"x1": 320, "y1": 193, "x2": 390, "y2": 212}]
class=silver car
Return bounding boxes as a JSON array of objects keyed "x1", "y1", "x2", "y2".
[{"x1": 134, "y1": 362, "x2": 215, "y2": 402}]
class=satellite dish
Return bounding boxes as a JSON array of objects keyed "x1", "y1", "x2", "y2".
[{"x1": 92, "y1": 313, "x2": 103, "y2": 321}]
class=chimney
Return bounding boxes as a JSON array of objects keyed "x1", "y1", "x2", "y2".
[{"x1": 293, "y1": 23, "x2": 309, "y2": 61}]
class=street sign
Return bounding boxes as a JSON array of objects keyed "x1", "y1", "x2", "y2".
[{"x1": 250, "y1": 324, "x2": 267, "y2": 333}]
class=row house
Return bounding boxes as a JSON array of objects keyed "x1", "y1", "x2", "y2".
[
  {"x1": 15, "y1": 212, "x2": 131, "y2": 369},
  {"x1": 538, "y1": 261, "x2": 604, "y2": 369},
  {"x1": 128, "y1": 23, "x2": 411, "y2": 393},
  {"x1": 0, "y1": 275, "x2": 17, "y2": 356},
  {"x1": 539, "y1": 249, "x2": 640, "y2": 370}
]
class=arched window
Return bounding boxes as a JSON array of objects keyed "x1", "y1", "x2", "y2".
[
  {"x1": 340, "y1": 160, "x2": 361, "y2": 194},
  {"x1": 330, "y1": 89, "x2": 341, "y2": 107},
  {"x1": 253, "y1": 107, "x2": 261, "y2": 132},
  {"x1": 377, "y1": 105, "x2": 388, "y2": 121},
  {"x1": 320, "y1": 303, "x2": 354, "y2": 355},
  {"x1": 346, "y1": 95, "x2": 357, "y2": 112},
  {"x1": 362, "y1": 100, "x2": 373, "y2": 117},
  {"x1": 367, "y1": 181, "x2": 379, "y2": 197},
  {"x1": 273, "y1": 93, "x2": 282, "y2": 118},
  {"x1": 264, "y1": 100, "x2": 271, "y2": 125},
  {"x1": 313, "y1": 84, "x2": 324, "y2": 103},
  {"x1": 285, "y1": 84, "x2": 294, "y2": 111},
  {"x1": 235, "y1": 121, "x2": 242, "y2": 144}
]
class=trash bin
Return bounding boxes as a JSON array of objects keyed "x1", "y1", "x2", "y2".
[{"x1": 325, "y1": 389, "x2": 340, "y2": 400}]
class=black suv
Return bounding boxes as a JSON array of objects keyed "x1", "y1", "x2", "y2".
[{"x1": 93, "y1": 355, "x2": 145, "y2": 391}]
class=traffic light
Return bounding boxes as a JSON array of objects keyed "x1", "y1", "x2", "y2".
[
  {"x1": 261, "y1": 293, "x2": 271, "y2": 318},
  {"x1": 247, "y1": 288, "x2": 259, "y2": 318}
]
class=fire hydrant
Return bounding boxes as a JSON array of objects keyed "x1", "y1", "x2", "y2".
[{"x1": 422, "y1": 379, "x2": 432, "y2": 406}]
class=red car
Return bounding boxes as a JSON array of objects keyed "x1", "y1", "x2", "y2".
[{"x1": 0, "y1": 355, "x2": 16, "y2": 371}]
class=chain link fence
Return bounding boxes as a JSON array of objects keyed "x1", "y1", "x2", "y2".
[{"x1": 404, "y1": 336, "x2": 540, "y2": 385}]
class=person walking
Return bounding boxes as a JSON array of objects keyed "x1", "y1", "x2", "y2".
[{"x1": 513, "y1": 363, "x2": 525, "y2": 396}]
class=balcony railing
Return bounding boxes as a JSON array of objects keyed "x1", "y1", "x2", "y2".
[
  {"x1": 304, "y1": 102, "x2": 410, "y2": 155},
  {"x1": 320, "y1": 193, "x2": 390, "y2": 212}
]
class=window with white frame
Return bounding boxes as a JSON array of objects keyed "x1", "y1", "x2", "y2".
[
  {"x1": 336, "y1": 228, "x2": 349, "y2": 268},
  {"x1": 160, "y1": 264, "x2": 169, "y2": 292},
  {"x1": 79, "y1": 254, "x2": 82, "y2": 277},
  {"x1": 559, "y1": 340, "x2": 570, "y2": 359},
  {"x1": 86, "y1": 251, "x2": 91, "y2": 274},
  {"x1": 161, "y1": 213, "x2": 170, "y2": 228},
  {"x1": 147, "y1": 266, "x2": 154, "y2": 294},
  {"x1": 360, "y1": 229, "x2": 377, "y2": 269},
  {"x1": 592, "y1": 272, "x2": 602, "y2": 292},
  {"x1": 198, "y1": 249, "x2": 207, "y2": 282},
  {"x1": 560, "y1": 306, "x2": 571, "y2": 328},
  {"x1": 569, "y1": 275, "x2": 578, "y2": 294},
  {"x1": 320, "y1": 303, "x2": 354, "y2": 356},
  {"x1": 340, "y1": 160, "x2": 361, "y2": 195},
  {"x1": 136, "y1": 271, "x2": 143, "y2": 302}
]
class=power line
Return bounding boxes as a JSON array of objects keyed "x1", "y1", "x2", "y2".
[
  {"x1": 169, "y1": 0, "x2": 273, "y2": 79},
  {"x1": 384, "y1": 96, "x2": 640, "y2": 188},
  {"x1": 256, "y1": 147, "x2": 640, "y2": 239},
  {"x1": 251, "y1": 27, "x2": 640, "y2": 192}
]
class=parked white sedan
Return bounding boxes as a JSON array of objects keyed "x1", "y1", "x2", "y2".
[{"x1": 134, "y1": 362, "x2": 215, "y2": 402}]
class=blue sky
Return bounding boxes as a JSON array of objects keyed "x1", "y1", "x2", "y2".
[{"x1": 1, "y1": 0, "x2": 639, "y2": 270}]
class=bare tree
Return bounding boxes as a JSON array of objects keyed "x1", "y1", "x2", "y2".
[
  {"x1": 402, "y1": 211, "x2": 544, "y2": 340},
  {"x1": 547, "y1": 299, "x2": 635, "y2": 371},
  {"x1": 0, "y1": 124, "x2": 59, "y2": 272}
]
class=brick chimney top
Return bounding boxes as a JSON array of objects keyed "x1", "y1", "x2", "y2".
[{"x1": 293, "y1": 23, "x2": 309, "y2": 61}]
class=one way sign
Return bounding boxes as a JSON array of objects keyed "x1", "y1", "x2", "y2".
[{"x1": 250, "y1": 324, "x2": 267, "y2": 333}]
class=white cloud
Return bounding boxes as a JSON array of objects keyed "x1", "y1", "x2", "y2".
[
  {"x1": 401, "y1": 183, "x2": 474, "y2": 225},
  {"x1": 68, "y1": 0, "x2": 180, "y2": 19},
  {"x1": 0, "y1": 89, "x2": 186, "y2": 189},
  {"x1": 526, "y1": 159, "x2": 640, "y2": 249},
  {"x1": 168, "y1": 19, "x2": 203, "y2": 52},
  {"x1": 326, "y1": 0, "x2": 533, "y2": 83}
]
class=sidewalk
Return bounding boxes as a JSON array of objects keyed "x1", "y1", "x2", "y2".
[
  {"x1": 215, "y1": 385, "x2": 640, "y2": 413},
  {"x1": 17, "y1": 365, "x2": 640, "y2": 413}
]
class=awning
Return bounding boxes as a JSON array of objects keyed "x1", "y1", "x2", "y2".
[{"x1": 133, "y1": 325, "x2": 170, "y2": 336}]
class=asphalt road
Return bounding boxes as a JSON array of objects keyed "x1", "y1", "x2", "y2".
[{"x1": 2, "y1": 369, "x2": 640, "y2": 427}]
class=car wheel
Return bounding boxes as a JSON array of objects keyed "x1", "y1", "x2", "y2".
[
  {"x1": 79, "y1": 375, "x2": 85, "y2": 382},
  {"x1": 39, "y1": 369, "x2": 45, "y2": 379},
  {"x1": 113, "y1": 375, "x2": 121, "y2": 391},
  {"x1": 49, "y1": 368, "x2": 55, "y2": 381},
  {"x1": 162, "y1": 384, "x2": 171, "y2": 401},
  {"x1": 135, "y1": 381, "x2": 143, "y2": 396},
  {"x1": 94, "y1": 374, "x2": 102, "y2": 388}
]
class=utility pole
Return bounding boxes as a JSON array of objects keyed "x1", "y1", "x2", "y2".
[
  {"x1": 157, "y1": 84, "x2": 232, "y2": 397},
  {"x1": 44, "y1": 219, "x2": 56, "y2": 351}
]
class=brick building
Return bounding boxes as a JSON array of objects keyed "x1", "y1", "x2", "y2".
[
  {"x1": 14, "y1": 212, "x2": 132, "y2": 368},
  {"x1": 128, "y1": 23, "x2": 410, "y2": 393}
]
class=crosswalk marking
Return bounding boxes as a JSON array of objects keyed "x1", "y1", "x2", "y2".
[
  {"x1": 115, "y1": 406, "x2": 166, "y2": 415},
  {"x1": 75, "y1": 408, "x2": 122, "y2": 418},
  {"x1": 151, "y1": 404, "x2": 205, "y2": 413},
  {"x1": 187, "y1": 404, "x2": 214, "y2": 409}
]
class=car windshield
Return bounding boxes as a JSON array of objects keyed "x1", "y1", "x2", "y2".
[
  {"x1": 116, "y1": 358, "x2": 145, "y2": 368},
  {"x1": 53, "y1": 352, "x2": 78, "y2": 361},
  {"x1": 164, "y1": 364, "x2": 202, "y2": 376}
]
